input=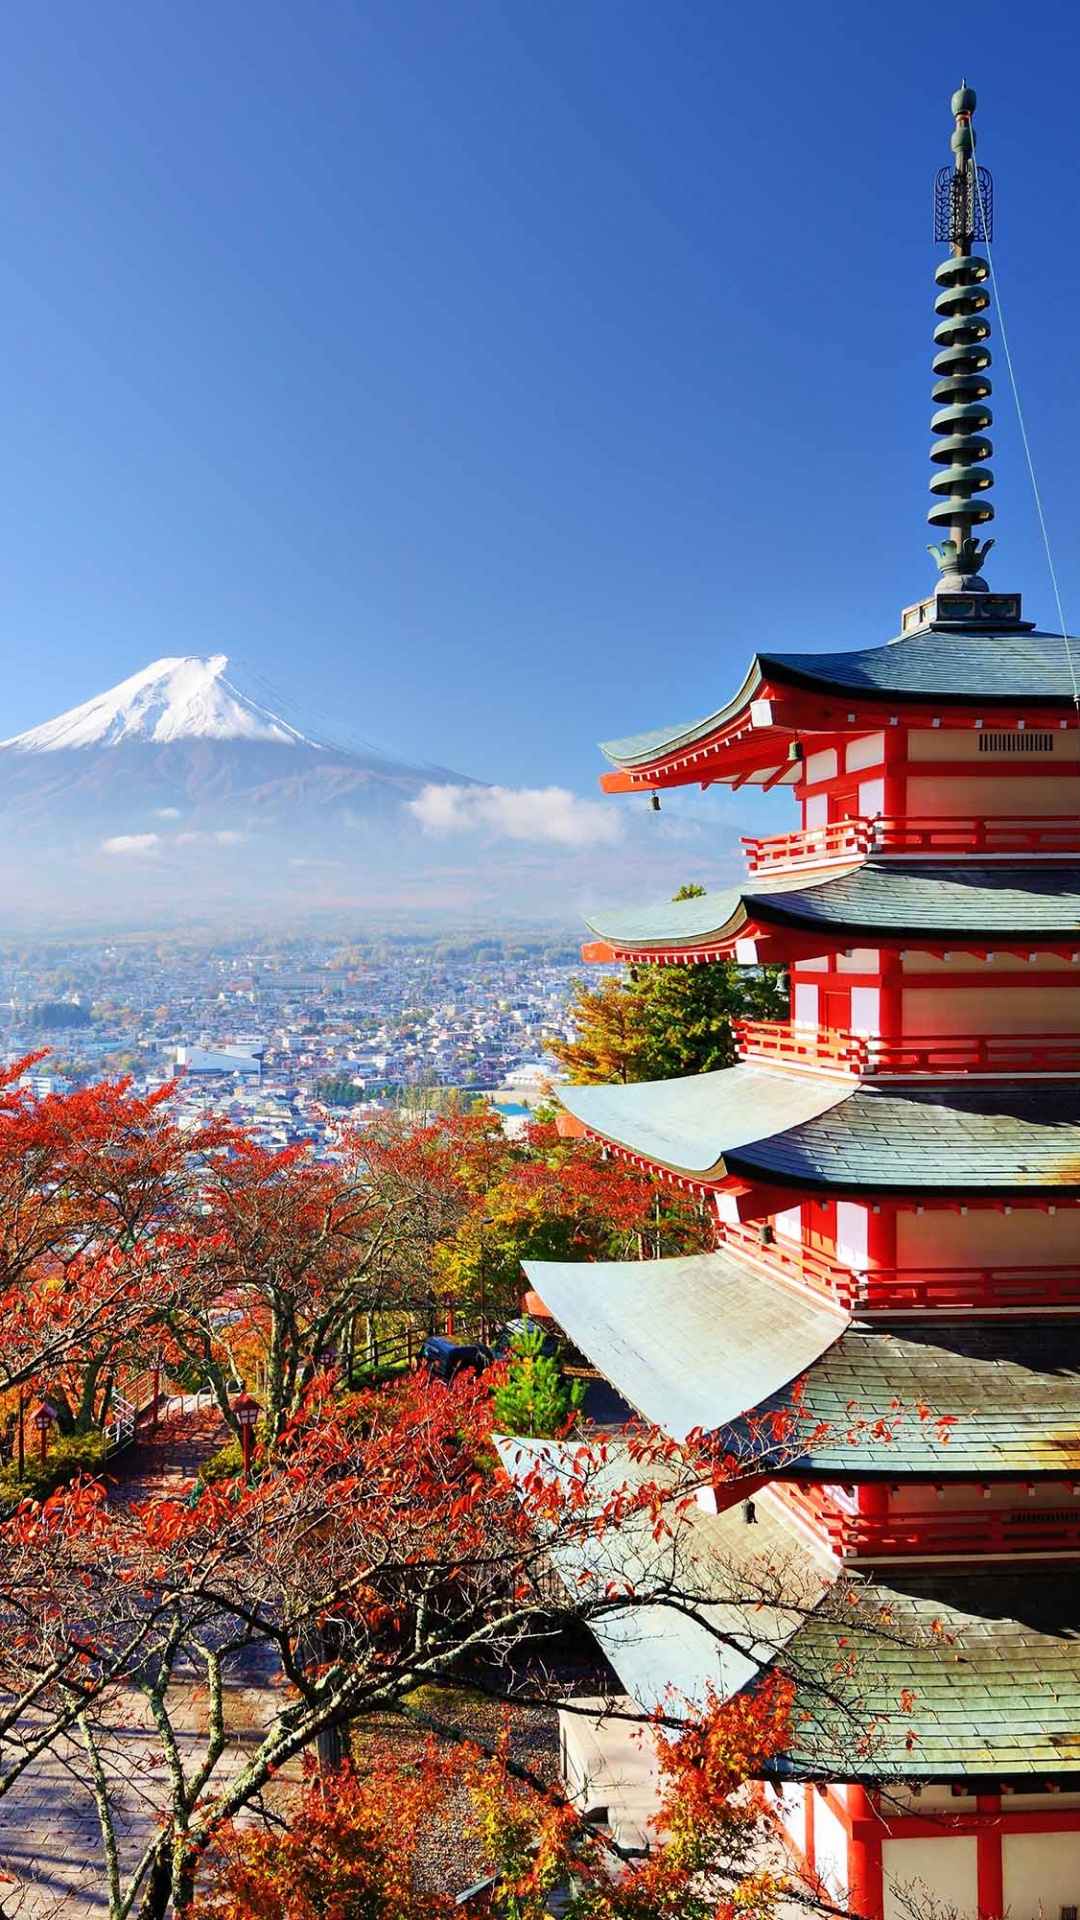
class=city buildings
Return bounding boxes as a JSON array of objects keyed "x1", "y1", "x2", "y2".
[
  {"x1": 526, "y1": 86, "x2": 1080, "y2": 1915},
  {"x1": 0, "y1": 936, "x2": 582, "y2": 1146}
]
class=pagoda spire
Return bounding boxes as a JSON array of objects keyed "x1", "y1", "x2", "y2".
[{"x1": 927, "y1": 82, "x2": 996, "y2": 589}]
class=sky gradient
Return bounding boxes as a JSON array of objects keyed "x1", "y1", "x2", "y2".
[{"x1": 0, "y1": 1, "x2": 1078, "y2": 818}]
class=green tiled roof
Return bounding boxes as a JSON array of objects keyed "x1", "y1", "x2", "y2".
[
  {"x1": 559, "y1": 1070, "x2": 1080, "y2": 1194},
  {"x1": 493, "y1": 1436, "x2": 831, "y2": 1717},
  {"x1": 601, "y1": 628, "x2": 1079, "y2": 768},
  {"x1": 500, "y1": 1440, "x2": 1080, "y2": 1781},
  {"x1": 736, "y1": 1083, "x2": 1080, "y2": 1194},
  {"x1": 786, "y1": 1567, "x2": 1080, "y2": 1780},
  {"x1": 748, "y1": 1319, "x2": 1080, "y2": 1475},
  {"x1": 585, "y1": 862, "x2": 1080, "y2": 952},
  {"x1": 526, "y1": 1245, "x2": 1080, "y2": 1473},
  {"x1": 765, "y1": 629, "x2": 1079, "y2": 702}
]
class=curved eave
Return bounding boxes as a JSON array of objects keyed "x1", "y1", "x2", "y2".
[
  {"x1": 598, "y1": 628, "x2": 1080, "y2": 788},
  {"x1": 559, "y1": 1072, "x2": 1080, "y2": 1198},
  {"x1": 557, "y1": 1065, "x2": 852, "y2": 1184},
  {"x1": 520, "y1": 1248, "x2": 848, "y2": 1444},
  {"x1": 600, "y1": 657, "x2": 766, "y2": 772},
  {"x1": 582, "y1": 863, "x2": 1080, "y2": 965}
]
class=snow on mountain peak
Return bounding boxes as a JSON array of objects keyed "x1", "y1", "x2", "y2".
[{"x1": 2, "y1": 656, "x2": 320, "y2": 752}]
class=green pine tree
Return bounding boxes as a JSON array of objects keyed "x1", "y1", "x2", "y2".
[{"x1": 491, "y1": 1330, "x2": 586, "y2": 1438}]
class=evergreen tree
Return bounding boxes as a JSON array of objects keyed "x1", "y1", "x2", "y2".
[
  {"x1": 491, "y1": 1328, "x2": 586, "y2": 1437},
  {"x1": 549, "y1": 884, "x2": 788, "y2": 1085}
]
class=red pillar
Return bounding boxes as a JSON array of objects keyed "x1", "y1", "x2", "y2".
[
  {"x1": 804, "y1": 1780, "x2": 816, "y2": 1875},
  {"x1": 976, "y1": 1796, "x2": 1003, "y2": 1920},
  {"x1": 867, "y1": 1199, "x2": 897, "y2": 1273},
  {"x1": 848, "y1": 1785, "x2": 884, "y2": 1920}
]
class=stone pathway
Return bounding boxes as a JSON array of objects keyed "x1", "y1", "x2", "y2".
[
  {"x1": 107, "y1": 1393, "x2": 230, "y2": 1502},
  {"x1": 0, "y1": 1401, "x2": 289, "y2": 1918},
  {"x1": 0, "y1": 1685, "x2": 284, "y2": 1919}
]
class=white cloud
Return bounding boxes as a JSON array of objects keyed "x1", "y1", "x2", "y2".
[
  {"x1": 175, "y1": 829, "x2": 247, "y2": 845},
  {"x1": 155, "y1": 807, "x2": 182, "y2": 820},
  {"x1": 408, "y1": 783, "x2": 622, "y2": 849},
  {"x1": 101, "y1": 833, "x2": 160, "y2": 856}
]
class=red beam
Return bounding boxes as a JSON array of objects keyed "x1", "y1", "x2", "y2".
[{"x1": 848, "y1": 1787, "x2": 885, "y2": 1920}]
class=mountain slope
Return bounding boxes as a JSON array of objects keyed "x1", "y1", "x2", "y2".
[
  {"x1": 2, "y1": 655, "x2": 316, "y2": 752},
  {"x1": 0, "y1": 655, "x2": 475, "y2": 840}
]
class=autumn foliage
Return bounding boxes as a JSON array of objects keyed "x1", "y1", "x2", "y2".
[
  {"x1": 195, "y1": 1682, "x2": 794, "y2": 1920},
  {"x1": 0, "y1": 1060, "x2": 807, "y2": 1920}
]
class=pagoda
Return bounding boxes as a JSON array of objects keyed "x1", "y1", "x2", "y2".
[{"x1": 528, "y1": 86, "x2": 1080, "y2": 1919}]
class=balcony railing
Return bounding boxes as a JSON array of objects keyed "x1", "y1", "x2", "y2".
[
  {"x1": 743, "y1": 814, "x2": 1080, "y2": 874},
  {"x1": 742, "y1": 819, "x2": 873, "y2": 873},
  {"x1": 873, "y1": 814, "x2": 1080, "y2": 858},
  {"x1": 720, "y1": 1220, "x2": 1080, "y2": 1314},
  {"x1": 773, "y1": 1479, "x2": 1080, "y2": 1561},
  {"x1": 735, "y1": 1020, "x2": 1080, "y2": 1078}
]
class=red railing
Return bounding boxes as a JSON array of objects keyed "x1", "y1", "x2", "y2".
[
  {"x1": 720, "y1": 1221, "x2": 1080, "y2": 1314},
  {"x1": 743, "y1": 814, "x2": 1080, "y2": 874},
  {"x1": 872, "y1": 814, "x2": 1080, "y2": 858},
  {"x1": 735, "y1": 1020, "x2": 1080, "y2": 1078},
  {"x1": 733, "y1": 1020, "x2": 864, "y2": 1073},
  {"x1": 105, "y1": 1365, "x2": 163, "y2": 1454},
  {"x1": 772, "y1": 1480, "x2": 1080, "y2": 1560},
  {"x1": 742, "y1": 819, "x2": 873, "y2": 873}
]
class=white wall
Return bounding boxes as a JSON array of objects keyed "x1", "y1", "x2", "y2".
[
  {"x1": 793, "y1": 983, "x2": 819, "y2": 1026},
  {"x1": 897, "y1": 1206, "x2": 1080, "y2": 1267},
  {"x1": 902, "y1": 984, "x2": 1080, "y2": 1036},
  {"x1": 766, "y1": 1779, "x2": 804, "y2": 1848},
  {"x1": 907, "y1": 729, "x2": 1078, "y2": 763},
  {"x1": 1003, "y1": 1830, "x2": 1080, "y2": 1917},
  {"x1": 559, "y1": 1700, "x2": 661, "y2": 1853},
  {"x1": 850, "y1": 986, "x2": 881, "y2": 1035},
  {"x1": 906, "y1": 773, "x2": 1079, "y2": 816},
  {"x1": 882, "y1": 1836, "x2": 978, "y2": 1920},
  {"x1": 805, "y1": 749, "x2": 838, "y2": 785},
  {"x1": 846, "y1": 734, "x2": 885, "y2": 772},
  {"x1": 812, "y1": 1795, "x2": 848, "y2": 1905},
  {"x1": 773, "y1": 1205, "x2": 803, "y2": 1243},
  {"x1": 835, "y1": 1201, "x2": 868, "y2": 1267}
]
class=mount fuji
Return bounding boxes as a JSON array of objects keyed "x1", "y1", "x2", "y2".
[
  {"x1": 0, "y1": 654, "x2": 494, "y2": 917},
  {"x1": 0, "y1": 654, "x2": 474, "y2": 837},
  {"x1": 0, "y1": 656, "x2": 706, "y2": 926},
  {"x1": 2, "y1": 655, "x2": 316, "y2": 753}
]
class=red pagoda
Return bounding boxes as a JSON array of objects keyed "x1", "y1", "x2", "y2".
[{"x1": 527, "y1": 85, "x2": 1080, "y2": 1918}]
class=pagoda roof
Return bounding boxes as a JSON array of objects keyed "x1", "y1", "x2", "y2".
[
  {"x1": 601, "y1": 626, "x2": 1080, "y2": 770},
  {"x1": 520, "y1": 1247, "x2": 848, "y2": 1443},
  {"x1": 787, "y1": 1564, "x2": 1080, "y2": 1780},
  {"x1": 525, "y1": 1250, "x2": 1080, "y2": 1473},
  {"x1": 557, "y1": 1064, "x2": 850, "y2": 1180},
  {"x1": 493, "y1": 1435, "x2": 835, "y2": 1715},
  {"x1": 559, "y1": 1068, "x2": 1080, "y2": 1194},
  {"x1": 584, "y1": 861, "x2": 1080, "y2": 959},
  {"x1": 500, "y1": 1439, "x2": 1080, "y2": 1779},
  {"x1": 747, "y1": 1317, "x2": 1080, "y2": 1476}
]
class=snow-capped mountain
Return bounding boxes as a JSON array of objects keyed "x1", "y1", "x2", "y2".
[
  {"x1": 0, "y1": 653, "x2": 727, "y2": 924},
  {"x1": 2, "y1": 655, "x2": 316, "y2": 752},
  {"x1": 0, "y1": 656, "x2": 476, "y2": 875}
]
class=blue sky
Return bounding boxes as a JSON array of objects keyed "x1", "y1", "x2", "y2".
[{"x1": 0, "y1": 0, "x2": 1078, "y2": 806}]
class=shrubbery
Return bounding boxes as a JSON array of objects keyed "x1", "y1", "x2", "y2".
[{"x1": 0, "y1": 1430, "x2": 108, "y2": 1503}]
